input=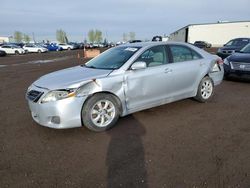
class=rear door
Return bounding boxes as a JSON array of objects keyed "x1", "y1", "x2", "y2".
[{"x1": 165, "y1": 45, "x2": 204, "y2": 97}]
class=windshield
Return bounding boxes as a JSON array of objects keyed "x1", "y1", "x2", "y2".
[
  {"x1": 85, "y1": 46, "x2": 140, "y2": 70},
  {"x1": 225, "y1": 39, "x2": 249, "y2": 47},
  {"x1": 240, "y1": 43, "x2": 250, "y2": 53}
]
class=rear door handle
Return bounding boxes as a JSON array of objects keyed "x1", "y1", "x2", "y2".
[
  {"x1": 200, "y1": 62, "x2": 205, "y2": 66},
  {"x1": 164, "y1": 68, "x2": 172, "y2": 73}
]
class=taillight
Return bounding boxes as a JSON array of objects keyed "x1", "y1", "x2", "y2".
[
  {"x1": 216, "y1": 58, "x2": 224, "y2": 65},
  {"x1": 211, "y1": 58, "x2": 223, "y2": 72}
]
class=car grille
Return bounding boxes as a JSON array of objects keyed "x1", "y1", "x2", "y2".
[
  {"x1": 231, "y1": 62, "x2": 250, "y2": 71},
  {"x1": 26, "y1": 90, "x2": 44, "y2": 102},
  {"x1": 222, "y1": 50, "x2": 234, "y2": 54}
]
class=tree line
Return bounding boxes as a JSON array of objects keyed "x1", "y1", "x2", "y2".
[{"x1": 12, "y1": 29, "x2": 137, "y2": 43}]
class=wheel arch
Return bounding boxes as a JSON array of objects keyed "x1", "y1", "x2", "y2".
[
  {"x1": 194, "y1": 73, "x2": 214, "y2": 96},
  {"x1": 80, "y1": 91, "x2": 124, "y2": 125}
]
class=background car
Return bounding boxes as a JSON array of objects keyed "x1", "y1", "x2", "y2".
[
  {"x1": 68, "y1": 42, "x2": 80, "y2": 49},
  {"x1": 23, "y1": 44, "x2": 48, "y2": 53},
  {"x1": 224, "y1": 43, "x2": 250, "y2": 79},
  {"x1": 217, "y1": 38, "x2": 250, "y2": 59},
  {"x1": 43, "y1": 43, "x2": 63, "y2": 51},
  {"x1": 57, "y1": 43, "x2": 75, "y2": 50},
  {"x1": 194, "y1": 41, "x2": 212, "y2": 48},
  {"x1": 0, "y1": 44, "x2": 25, "y2": 55},
  {"x1": 129, "y1": 40, "x2": 142, "y2": 43},
  {"x1": 26, "y1": 42, "x2": 224, "y2": 132},
  {"x1": 0, "y1": 50, "x2": 7, "y2": 57},
  {"x1": 9, "y1": 42, "x2": 25, "y2": 48}
]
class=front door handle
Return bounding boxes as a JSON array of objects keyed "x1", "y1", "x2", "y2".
[{"x1": 164, "y1": 68, "x2": 173, "y2": 73}]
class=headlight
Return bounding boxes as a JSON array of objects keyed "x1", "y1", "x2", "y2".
[
  {"x1": 41, "y1": 89, "x2": 76, "y2": 103},
  {"x1": 224, "y1": 58, "x2": 229, "y2": 65},
  {"x1": 75, "y1": 82, "x2": 97, "y2": 97}
]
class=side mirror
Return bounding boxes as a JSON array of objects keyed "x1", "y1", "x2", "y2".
[{"x1": 131, "y1": 61, "x2": 147, "y2": 70}]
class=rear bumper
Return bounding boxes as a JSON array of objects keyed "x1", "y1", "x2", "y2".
[{"x1": 209, "y1": 65, "x2": 224, "y2": 86}]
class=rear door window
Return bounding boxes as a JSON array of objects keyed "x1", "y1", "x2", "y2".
[{"x1": 169, "y1": 45, "x2": 202, "y2": 63}]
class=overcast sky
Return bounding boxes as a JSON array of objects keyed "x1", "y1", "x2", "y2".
[{"x1": 1, "y1": 0, "x2": 249, "y2": 42}]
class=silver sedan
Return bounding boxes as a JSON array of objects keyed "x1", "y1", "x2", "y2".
[{"x1": 26, "y1": 42, "x2": 224, "y2": 131}]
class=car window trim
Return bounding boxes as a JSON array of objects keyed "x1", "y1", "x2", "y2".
[
  {"x1": 128, "y1": 45, "x2": 171, "y2": 70},
  {"x1": 167, "y1": 44, "x2": 203, "y2": 63}
]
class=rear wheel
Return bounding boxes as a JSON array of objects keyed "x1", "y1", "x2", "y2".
[
  {"x1": 38, "y1": 49, "x2": 41, "y2": 53},
  {"x1": 15, "y1": 50, "x2": 20, "y2": 55},
  {"x1": 194, "y1": 76, "x2": 214, "y2": 103},
  {"x1": 82, "y1": 93, "x2": 120, "y2": 132},
  {"x1": 67, "y1": 47, "x2": 71, "y2": 50}
]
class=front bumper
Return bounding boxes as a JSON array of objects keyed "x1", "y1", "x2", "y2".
[
  {"x1": 26, "y1": 85, "x2": 87, "y2": 129},
  {"x1": 224, "y1": 64, "x2": 250, "y2": 77}
]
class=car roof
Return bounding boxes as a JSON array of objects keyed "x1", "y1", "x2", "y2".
[
  {"x1": 229, "y1": 38, "x2": 250, "y2": 41},
  {"x1": 120, "y1": 41, "x2": 193, "y2": 48}
]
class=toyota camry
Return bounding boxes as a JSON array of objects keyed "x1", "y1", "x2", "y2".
[{"x1": 26, "y1": 42, "x2": 224, "y2": 132}]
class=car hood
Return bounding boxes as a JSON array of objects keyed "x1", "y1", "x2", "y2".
[
  {"x1": 34, "y1": 65, "x2": 113, "y2": 90},
  {"x1": 228, "y1": 53, "x2": 250, "y2": 63},
  {"x1": 220, "y1": 46, "x2": 243, "y2": 51}
]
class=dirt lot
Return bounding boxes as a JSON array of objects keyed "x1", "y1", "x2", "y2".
[{"x1": 0, "y1": 50, "x2": 250, "y2": 187}]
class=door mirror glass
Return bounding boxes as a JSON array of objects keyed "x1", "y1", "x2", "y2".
[{"x1": 131, "y1": 61, "x2": 147, "y2": 70}]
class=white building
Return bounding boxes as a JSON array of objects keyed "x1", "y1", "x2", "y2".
[
  {"x1": 0, "y1": 36, "x2": 13, "y2": 43},
  {"x1": 169, "y1": 21, "x2": 250, "y2": 47}
]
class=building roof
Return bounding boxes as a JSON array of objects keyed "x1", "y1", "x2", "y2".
[{"x1": 170, "y1": 20, "x2": 250, "y2": 35}]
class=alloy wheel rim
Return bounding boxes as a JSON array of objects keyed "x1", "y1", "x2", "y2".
[
  {"x1": 201, "y1": 80, "x2": 213, "y2": 99},
  {"x1": 91, "y1": 100, "x2": 116, "y2": 127}
]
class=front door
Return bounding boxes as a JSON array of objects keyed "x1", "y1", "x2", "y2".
[{"x1": 124, "y1": 45, "x2": 170, "y2": 110}]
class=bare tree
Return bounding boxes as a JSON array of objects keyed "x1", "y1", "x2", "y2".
[
  {"x1": 14, "y1": 31, "x2": 23, "y2": 43},
  {"x1": 88, "y1": 29, "x2": 95, "y2": 43},
  {"x1": 122, "y1": 33, "x2": 128, "y2": 42},
  {"x1": 88, "y1": 29, "x2": 103, "y2": 43},
  {"x1": 129, "y1": 32, "x2": 136, "y2": 41},
  {"x1": 56, "y1": 29, "x2": 68, "y2": 43},
  {"x1": 95, "y1": 29, "x2": 103, "y2": 43},
  {"x1": 23, "y1": 34, "x2": 31, "y2": 43}
]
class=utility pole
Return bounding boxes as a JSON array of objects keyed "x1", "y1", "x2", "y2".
[{"x1": 32, "y1": 32, "x2": 36, "y2": 43}]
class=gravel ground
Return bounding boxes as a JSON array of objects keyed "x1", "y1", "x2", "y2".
[{"x1": 0, "y1": 50, "x2": 250, "y2": 187}]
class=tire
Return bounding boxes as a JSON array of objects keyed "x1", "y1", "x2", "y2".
[
  {"x1": 67, "y1": 47, "x2": 71, "y2": 51},
  {"x1": 15, "y1": 50, "x2": 20, "y2": 55},
  {"x1": 82, "y1": 93, "x2": 120, "y2": 132},
  {"x1": 224, "y1": 73, "x2": 231, "y2": 80},
  {"x1": 194, "y1": 76, "x2": 214, "y2": 103},
  {"x1": 38, "y1": 50, "x2": 41, "y2": 53}
]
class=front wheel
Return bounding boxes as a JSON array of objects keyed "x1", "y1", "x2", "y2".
[
  {"x1": 194, "y1": 76, "x2": 214, "y2": 103},
  {"x1": 82, "y1": 93, "x2": 120, "y2": 132},
  {"x1": 15, "y1": 50, "x2": 20, "y2": 55}
]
